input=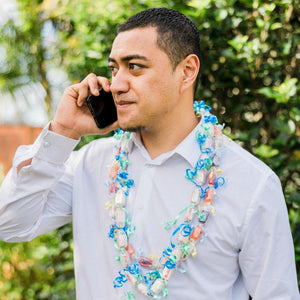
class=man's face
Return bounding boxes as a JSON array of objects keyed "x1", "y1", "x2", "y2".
[{"x1": 109, "y1": 27, "x2": 182, "y2": 133}]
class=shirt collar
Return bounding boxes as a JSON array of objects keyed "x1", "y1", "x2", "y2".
[
  {"x1": 127, "y1": 118, "x2": 203, "y2": 167},
  {"x1": 173, "y1": 120, "x2": 203, "y2": 167}
]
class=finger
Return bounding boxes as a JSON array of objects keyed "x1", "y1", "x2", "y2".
[
  {"x1": 77, "y1": 73, "x2": 98, "y2": 106},
  {"x1": 87, "y1": 73, "x2": 101, "y2": 95},
  {"x1": 64, "y1": 83, "x2": 80, "y2": 100},
  {"x1": 97, "y1": 77, "x2": 111, "y2": 92},
  {"x1": 86, "y1": 74, "x2": 110, "y2": 94},
  {"x1": 78, "y1": 74, "x2": 111, "y2": 106}
]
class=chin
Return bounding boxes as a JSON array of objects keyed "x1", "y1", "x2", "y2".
[
  {"x1": 118, "y1": 119, "x2": 145, "y2": 133},
  {"x1": 120, "y1": 125, "x2": 145, "y2": 133}
]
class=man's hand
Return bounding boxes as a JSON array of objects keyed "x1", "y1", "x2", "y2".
[{"x1": 50, "y1": 73, "x2": 119, "y2": 139}]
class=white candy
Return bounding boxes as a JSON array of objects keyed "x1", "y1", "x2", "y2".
[
  {"x1": 150, "y1": 278, "x2": 165, "y2": 294},
  {"x1": 162, "y1": 267, "x2": 173, "y2": 281},
  {"x1": 191, "y1": 189, "x2": 201, "y2": 204},
  {"x1": 171, "y1": 247, "x2": 183, "y2": 262},
  {"x1": 109, "y1": 206, "x2": 116, "y2": 218},
  {"x1": 203, "y1": 136, "x2": 213, "y2": 149},
  {"x1": 194, "y1": 170, "x2": 207, "y2": 185},
  {"x1": 125, "y1": 271, "x2": 138, "y2": 286},
  {"x1": 177, "y1": 232, "x2": 189, "y2": 244},
  {"x1": 119, "y1": 251, "x2": 130, "y2": 268},
  {"x1": 137, "y1": 283, "x2": 148, "y2": 295},
  {"x1": 115, "y1": 208, "x2": 126, "y2": 228},
  {"x1": 121, "y1": 137, "x2": 130, "y2": 152},
  {"x1": 116, "y1": 229, "x2": 127, "y2": 248},
  {"x1": 115, "y1": 189, "x2": 126, "y2": 206},
  {"x1": 184, "y1": 206, "x2": 194, "y2": 223}
]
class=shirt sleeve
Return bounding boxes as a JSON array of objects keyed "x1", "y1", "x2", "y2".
[
  {"x1": 238, "y1": 172, "x2": 300, "y2": 299},
  {"x1": 0, "y1": 124, "x2": 80, "y2": 242}
]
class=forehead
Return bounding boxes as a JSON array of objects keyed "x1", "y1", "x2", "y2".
[{"x1": 110, "y1": 27, "x2": 165, "y2": 61}]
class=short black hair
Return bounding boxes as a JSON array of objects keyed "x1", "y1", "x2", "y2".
[{"x1": 118, "y1": 8, "x2": 201, "y2": 92}]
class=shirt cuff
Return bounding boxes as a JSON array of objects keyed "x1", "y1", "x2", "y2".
[{"x1": 34, "y1": 123, "x2": 80, "y2": 164}]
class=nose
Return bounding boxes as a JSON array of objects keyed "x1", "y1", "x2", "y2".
[{"x1": 110, "y1": 69, "x2": 130, "y2": 95}]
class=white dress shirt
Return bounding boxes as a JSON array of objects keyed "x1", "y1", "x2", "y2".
[{"x1": 0, "y1": 121, "x2": 299, "y2": 300}]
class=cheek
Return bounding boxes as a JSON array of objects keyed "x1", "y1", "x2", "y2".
[{"x1": 135, "y1": 69, "x2": 179, "y2": 110}]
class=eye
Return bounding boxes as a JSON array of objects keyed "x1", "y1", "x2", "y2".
[
  {"x1": 109, "y1": 65, "x2": 118, "y2": 76},
  {"x1": 129, "y1": 63, "x2": 142, "y2": 71}
]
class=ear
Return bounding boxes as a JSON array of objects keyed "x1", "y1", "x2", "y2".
[{"x1": 179, "y1": 54, "x2": 200, "y2": 93}]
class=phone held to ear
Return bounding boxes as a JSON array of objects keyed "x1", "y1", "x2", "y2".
[{"x1": 86, "y1": 89, "x2": 117, "y2": 129}]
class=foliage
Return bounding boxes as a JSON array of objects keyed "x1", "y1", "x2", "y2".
[{"x1": 0, "y1": 0, "x2": 299, "y2": 298}]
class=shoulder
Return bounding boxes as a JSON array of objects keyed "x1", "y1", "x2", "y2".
[
  {"x1": 219, "y1": 137, "x2": 283, "y2": 210},
  {"x1": 222, "y1": 137, "x2": 275, "y2": 180}
]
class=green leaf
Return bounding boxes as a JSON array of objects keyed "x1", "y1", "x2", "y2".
[
  {"x1": 255, "y1": 18, "x2": 265, "y2": 29},
  {"x1": 258, "y1": 78, "x2": 298, "y2": 103},
  {"x1": 283, "y1": 39, "x2": 292, "y2": 55},
  {"x1": 270, "y1": 22, "x2": 282, "y2": 30},
  {"x1": 257, "y1": 87, "x2": 278, "y2": 98},
  {"x1": 254, "y1": 144, "x2": 279, "y2": 158},
  {"x1": 273, "y1": 78, "x2": 298, "y2": 103},
  {"x1": 228, "y1": 35, "x2": 249, "y2": 52},
  {"x1": 188, "y1": 0, "x2": 211, "y2": 11}
]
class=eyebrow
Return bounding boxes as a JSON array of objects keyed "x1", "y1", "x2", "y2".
[{"x1": 108, "y1": 54, "x2": 149, "y2": 63}]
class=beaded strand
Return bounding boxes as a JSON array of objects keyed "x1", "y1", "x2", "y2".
[{"x1": 105, "y1": 100, "x2": 225, "y2": 299}]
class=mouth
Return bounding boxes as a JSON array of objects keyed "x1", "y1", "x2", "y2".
[{"x1": 115, "y1": 99, "x2": 136, "y2": 109}]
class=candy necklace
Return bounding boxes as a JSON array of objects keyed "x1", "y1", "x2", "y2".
[{"x1": 106, "y1": 101, "x2": 225, "y2": 299}]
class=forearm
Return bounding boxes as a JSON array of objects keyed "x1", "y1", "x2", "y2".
[{"x1": 0, "y1": 125, "x2": 79, "y2": 242}]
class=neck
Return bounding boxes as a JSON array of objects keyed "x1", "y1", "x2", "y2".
[{"x1": 140, "y1": 104, "x2": 199, "y2": 159}]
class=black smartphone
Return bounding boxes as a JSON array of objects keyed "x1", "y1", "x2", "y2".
[{"x1": 86, "y1": 89, "x2": 117, "y2": 129}]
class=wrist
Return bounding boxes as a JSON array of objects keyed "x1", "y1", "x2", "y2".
[{"x1": 49, "y1": 121, "x2": 81, "y2": 140}]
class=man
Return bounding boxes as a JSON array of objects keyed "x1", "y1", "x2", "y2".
[{"x1": 0, "y1": 8, "x2": 299, "y2": 300}]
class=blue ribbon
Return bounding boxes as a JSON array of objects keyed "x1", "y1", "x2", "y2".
[
  {"x1": 113, "y1": 269, "x2": 128, "y2": 288},
  {"x1": 204, "y1": 115, "x2": 218, "y2": 124},
  {"x1": 193, "y1": 100, "x2": 211, "y2": 113}
]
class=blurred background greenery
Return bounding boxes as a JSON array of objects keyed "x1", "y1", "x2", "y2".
[{"x1": 0, "y1": 0, "x2": 299, "y2": 298}]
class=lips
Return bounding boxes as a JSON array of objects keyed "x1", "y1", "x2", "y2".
[
  {"x1": 116, "y1": 100, "x2": 133, "y2": 105},
  {"x1": 115, "y1": 98, "x2": 136, "y2": 109}
]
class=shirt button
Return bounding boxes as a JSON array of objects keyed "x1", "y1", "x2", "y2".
[{"x1": 43, "y1": 141, "x2": 50, "y2": 147}]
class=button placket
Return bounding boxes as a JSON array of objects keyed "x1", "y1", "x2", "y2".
[{"x1": 130, "y1": 163, "x2": 155, "y2": 246}]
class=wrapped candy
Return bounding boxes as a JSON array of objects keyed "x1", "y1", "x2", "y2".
[
  {"x1": 115, "y1": 189, "x2": 126, "y2": 206},
  {"x1": 126, "y1": 243, "x2": 135, "y2": 257},
  {"x1": 190, "y1": 226, "x2": 203, "y2": 241},
  {"x1": 207, "y1": 169, "x2": 216, "y2": 186},
  {"x1": 116, "y1": 229, "x2": 128, "y2": 248},
  {"x1": 109, "y1": 164, "x2": 119, "y2": 179},
  {"x1": 204, "y1": 188, "x2": 215, "y2": 203},
  {"x1": 115, "y1": 208, "x2": 126, "y2": 228},
  {"x1": 162, "y1": 266, "x2": 173, "y2": 281},
  {"x1": 125, "y1": 271, "x2": 138, "y2": 287},
  {"x1": 138, "y1": 256, "x2": 153, "y2": 268},
  {"x1": 184, "y1": 206, "x2": 195, "y2": 223},
  {"x1": 171, "y1": 247, "x2": 183, "y2": 262},
  {"x1": 194, "y1": 169, "x2": 207, "y2": 185},
  {"x1": 120, "y1": 250, "x2": 130, "y2": 268},
  {"x1": 191, "y1": 189, "x2": 201, "y2": 204},
  {"x1": 150, "y1": 278, "x2": 165, "y2": 294},
  {"x1": 137, "y1": 283, "x2": 148, "y2": 296}
]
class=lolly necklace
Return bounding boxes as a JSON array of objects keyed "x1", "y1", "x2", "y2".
[{"x1": 106, "y1": 100, "x2": 225, "y2": 299}]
